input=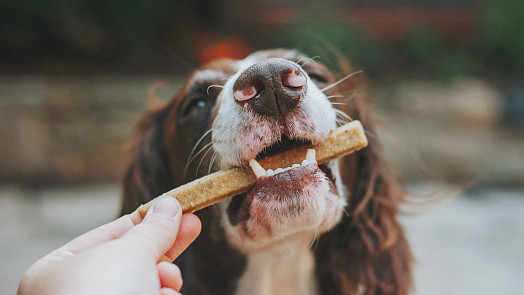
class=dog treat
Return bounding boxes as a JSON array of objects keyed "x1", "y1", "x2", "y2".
[{"x1": 137, "y1": 120, "x2": 368, "y2": 217}]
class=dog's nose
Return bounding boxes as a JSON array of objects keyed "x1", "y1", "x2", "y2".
[{"x1": 233, "y1": 59, "x2": 307, "y2": 117}]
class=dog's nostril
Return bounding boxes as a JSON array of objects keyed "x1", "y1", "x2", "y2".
[
  {"x1": 234, "y1": 86, "x2": 255, "y2": 101},
  {"x1": 234, "y1": 79, "x2": 265, "y2": 101},
  {"x1": 282, "y1": 69, "x2": 306, "y2": 89}
]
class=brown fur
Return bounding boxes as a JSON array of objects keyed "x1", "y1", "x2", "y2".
[{"x1": 121, "y1": 49, "x2": 413, "y2": 294}]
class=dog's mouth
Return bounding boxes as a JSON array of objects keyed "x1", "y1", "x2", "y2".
[
  {"x1": 226, "y1": 145, "x2": 339, "y2": 229},
  {"x1": 249, "y1": 137, "x2": 338, "y2": 196}
]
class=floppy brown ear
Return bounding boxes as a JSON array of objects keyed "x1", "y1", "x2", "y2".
[
  {"x1": 120, "y1": 106, "x2": 174, "y2": 215},
  {"x1": 314, "y1": 75, "x2": 413, "y2": 294}
]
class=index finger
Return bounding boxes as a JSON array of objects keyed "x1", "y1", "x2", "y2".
[
  {"x1": 59, "y1": 210, "x2": 143, "y2": 255},
  {"x1": 158, "y1": 213, "x2": 201, "y2": 262}
]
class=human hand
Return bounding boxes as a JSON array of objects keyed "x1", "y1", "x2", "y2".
[{"x1": 18, "y1": 196, "x2": 201, "y2": 295}]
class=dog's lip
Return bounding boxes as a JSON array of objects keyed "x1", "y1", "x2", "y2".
[
  {"x1": 250, "y1": 162, "x2": 324, "y2": 200},
  {"x1": 226, "y1": 156, "x2": 337, "y2": 226},
  {"x1": 246, "y1": 148, "x2": 338, "y2": 202}
]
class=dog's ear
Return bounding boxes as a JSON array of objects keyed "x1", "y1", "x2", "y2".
[
  {"x1": 120, "y1": 106, "x2": 174, "y2": 215},
  {"x1": 314, "y1": 75, "x2": 413, "y2": 294}
]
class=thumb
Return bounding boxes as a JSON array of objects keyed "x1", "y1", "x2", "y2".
[{"x1": 119, "y1": 196, "x2": 183, "y2": 260}]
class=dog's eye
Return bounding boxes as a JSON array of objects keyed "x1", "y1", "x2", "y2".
[
  {"x1": 308, "y1": 73, "x2": 329, "y2": 85},
  {"x1": 183, "y1": 98, "x2": 208, "y2": 116}
]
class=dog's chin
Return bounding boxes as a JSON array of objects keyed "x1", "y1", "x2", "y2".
[{"x1": 221, "y1": 161, "x2": 346, "y2": 252}]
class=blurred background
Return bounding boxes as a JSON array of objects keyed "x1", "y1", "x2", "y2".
[{"x1": 1, "y1": 0, "x2": 523, "y2": 294}]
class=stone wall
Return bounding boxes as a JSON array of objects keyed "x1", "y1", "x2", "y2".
[
  {"x1": 0, "y1": 75, "x2": 522, "y2": 186},
  {"x1": 0, "y1": 74, "x2": 182, "y2": 183},
  {"x1": 373, "y1": 79, "x2": 524, "y2": 186}
]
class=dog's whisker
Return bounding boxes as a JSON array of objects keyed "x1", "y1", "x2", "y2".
[
  {"x1": 326, "y1": 95, "x2": 345, "y2": 100},
  {"x1": 335, "y1": 114, "x2": 351, "y2": 124},
  {"x1": 330, "y1": 90, "x2": 359, "y2": 104},
  {"x1": 334, "y1": 108, "x2": 353, "y2": 122},
  {"x1": 342, "y1": 89, "x2": 362, "y2": 103},
  {"x1": 321, "y1": 70, "x2": 363, "y2": 92},
  {"x1": 188, "y1": 129, "x2": 213, "y2": 157},
  {"x1": 185, "y1": 141, "x2": 213, "y2": 174},
  {"x1": 334, "y1": 108, "x2": 352, "y2": 118},
  {"x1": 335, "y1": 116, "x2": 351, "y2": 127},
  {"x1": 297, "y1": 55, "x2": 320, "y2": 67},
  {"x1": 330, "y1": 102, "x2": 347, "y2": 106},
  {"x1": 186, "y1": 129, "x2": 213, "y2": 167},
  {"x1": 196, "y1": 143, "x2": 215, "y2": 177},
  {"x1": 335, "y1": 118, "x2": 348, "y2": 127},
  {"x1": 208, "y1": 151, "x2": 217, "y2": 174},
  {"x1": 207, "y1": 84, "x2": 225, "y2": 95}
]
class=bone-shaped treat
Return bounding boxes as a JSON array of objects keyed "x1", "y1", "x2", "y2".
[{"x1": 137, "y1": 120, "x2": 368, "y2": 218}]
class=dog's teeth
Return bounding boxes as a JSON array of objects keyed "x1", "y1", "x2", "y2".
[
  {"x1": 306, "y1": 149, "x2": 316, "y2": 162},
  {"x1": 249, "y1": 159, "x2": 266, "y2": 178},
  {"x1": 251, "y1": 150, "x2": 316, "y2": 178}
]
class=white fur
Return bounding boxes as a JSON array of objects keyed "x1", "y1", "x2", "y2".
[
  {"x1": 209, "y1": 54, "x2": 347, "y2": 294},
  {"x1": 212, "y1": 58, "x2": 336, "y2": 168},
  {"x1": 234, "y1": 234, "x2": 318, "y2": 295}
]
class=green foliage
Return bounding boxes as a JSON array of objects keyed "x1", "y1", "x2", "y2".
[
  {"x1": 282, "y1": 22, "x2": 384, "y2": 75},
  {"x1": 397, "y1": 26, "x2": 476, "y2": 79},
  {"x1": 480, "y1": 0, "x2": 524, "y2": 74},
  {"x1": 398, "y1": 27, "x2": 442, "y2": 66},
  {"x1": 0, "y1": 0, "x2": 181, "y2": 63},
  {"x1": 1, "y1": 0, "x2": 522, "y2": 78}
]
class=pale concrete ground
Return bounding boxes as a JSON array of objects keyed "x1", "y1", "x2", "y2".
[
  {"x1": 401, "y1": 184, "x2": 524, "y2": 295},
  {"x1": 1, "y1": 182, "x2": 523, "y2": 295},
  {"x1": 0, "y1": 184, "x2": 120, "y2": 295}
]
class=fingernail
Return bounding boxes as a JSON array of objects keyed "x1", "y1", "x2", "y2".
[{"x1": 152, "y1": 197, "x2": 180, "y2": 217}]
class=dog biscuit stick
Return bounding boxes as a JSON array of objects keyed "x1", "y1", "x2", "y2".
[{"x1": 137, "y1": 120, "x2": 368, "y2": 217}]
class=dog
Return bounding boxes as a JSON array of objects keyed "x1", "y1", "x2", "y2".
[{"x1": 121, "y1": 49, "x2": 413, "y2": 295}]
